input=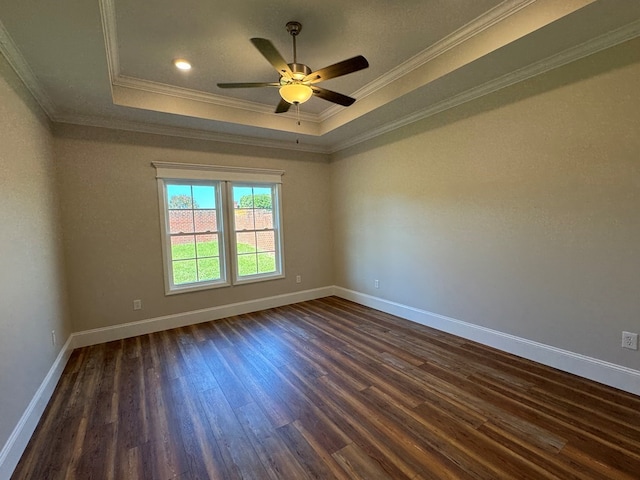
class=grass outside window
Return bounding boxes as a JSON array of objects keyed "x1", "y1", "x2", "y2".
[{"x1": 172, "y1": 240, "x2": 275, "y2": 285}]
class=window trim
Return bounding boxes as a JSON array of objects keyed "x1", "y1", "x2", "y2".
[
  {"x1": 153, "y1": 162, "x2": 285, "y2": 295},
  {"x1": 153, "y1": 161, "x2": 284, "y2": 183}
]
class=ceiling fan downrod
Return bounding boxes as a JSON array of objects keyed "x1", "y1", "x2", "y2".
[{"x1": 286, "y1": 21, "x2": 302, "y2": 64}]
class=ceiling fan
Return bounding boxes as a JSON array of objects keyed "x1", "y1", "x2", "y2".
[{"x1": 217, "y1": 21, "x2": 369, "y2": 114}]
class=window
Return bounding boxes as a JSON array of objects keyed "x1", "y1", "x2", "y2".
[
  {"x1": 164, "y1": 182, "x2": 226, "y2": 289},
  {"x1": 154, "y1": 162, "x2": 284, "y2": 294},
  {"x1": 231, "y1": 184, "x2": 282, "y2": 284}
]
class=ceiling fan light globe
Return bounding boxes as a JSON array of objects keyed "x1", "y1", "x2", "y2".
[{"x1": 279, "y1": 84, "x2": 313, "y2": 104}]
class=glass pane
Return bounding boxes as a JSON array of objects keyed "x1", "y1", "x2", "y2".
[
  {"x1": 196, "y1": 234, "x2": 219, "y2": 257},
  {"x1": 167, "y1": 185, "x2": 193, "y2": 209},
  {"x1": 254, "y1": 209, "x2": 273, "y2": 230},
  {"x1": 235, "y1": 209, "x2": 255, "y2": 231},
  {"x1": 253, "y1": 187, "x2": 273, "y2": 210},
  {"x1": 194, "y1": 210, "x2": 217, "y2": 232},
  {"x1": 171, "y1": 236, "x2": 195, "y2": 260},
  {"x1": 198, "y1": 257, "x2": 220, "y2": 281},
  {"x1": 173, "y1": 259, "x2": 197, "y2": 284},
  {"x1": 192, "y1": 185, "x2": 216, "y2": 209},
  {"x1": 169, "y1": 210, "x2": 194, "y2": 234},
  {"x1": 233, "y1": 186, "x2": 254, "y2": 208},
  {"x1": 256, "y1": 231, "x2": 274, "y2": 253},
  {"x1": 236, "y1": 232, "x2": 256, "y2": 253},
  {"x1": 237, "y1": 253, "x2": 257, "y2": 276},
  {"x1": 257, "y1": 253, "x2": 276, "y2": 274}
]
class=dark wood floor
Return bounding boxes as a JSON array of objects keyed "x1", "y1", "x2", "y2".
[{"x1": 12, "y1": 297, "x2": 640, "y2": 479}]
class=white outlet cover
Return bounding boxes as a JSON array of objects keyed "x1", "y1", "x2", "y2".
[{"x1": 622, "y1": 331, "x2": 638, "y2": 350}]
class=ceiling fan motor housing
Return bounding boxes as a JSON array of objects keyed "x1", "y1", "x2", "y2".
[{"x1": 287, "y1": 63, "x2": 311, "y2": 81}]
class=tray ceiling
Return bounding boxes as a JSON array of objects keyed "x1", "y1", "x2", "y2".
[{"x1": 1, "y1": 0, "x2": 639, "y2": 152}]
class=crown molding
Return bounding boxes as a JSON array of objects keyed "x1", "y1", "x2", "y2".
[
  {"x1": 99, "y1": 0, "x2": 119, "y2": 86},
  {"x1": 330, "y1": 18, "x2": 640, "y2": 154},
  {"x1": 363, "y1": 0, "x2": 538, "y2": 93},
  {"x1": 112, "y1": 75, "x2": 319, "y2": 123},
  {"x1": 0, "y1": 18, "x2": 56, "y2": 117},
  {"x1": 319, "y1": 0, "x2": 536, "y2": 122},
  {"x1": 53, "y1": 113, "x2": 331, "y2": 154}
]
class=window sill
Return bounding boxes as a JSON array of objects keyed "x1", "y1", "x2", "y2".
[
  {"x1": 165, "y1": 280, "x2": 231, "y2": 296},
  {"x1": 232, "y1": 272, "x2": 285, "y2": 286}
]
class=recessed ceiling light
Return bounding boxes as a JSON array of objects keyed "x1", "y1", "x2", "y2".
[{"x1": 173, "y1": 59, "x2": 191, "y2": 71}]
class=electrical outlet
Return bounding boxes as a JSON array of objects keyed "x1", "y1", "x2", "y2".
[
  {"x1": 133, "y1": 299, "x2": 142, "y2": 311},
  {"x1": 51, "y1": 330, "x2": 56, "y2": 347},
  {"x1": 374, "y1": 279, "x2": 380, "y2": 289},
  {"x1": 622, "y1": 332, "x2": 638, "y2": 350},
  {"x1": 296, "y1": 275, "x2": 301, "y2": 284}
]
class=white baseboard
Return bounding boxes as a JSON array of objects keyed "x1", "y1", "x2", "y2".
[
  {"x1": 334, "y1": 286, "x2": 640, "y2": 396},
  {"x1": 72, "y1": 286, "x2": 334, "y2": 348},
  {"x1": 0, "y1": 335, "x2": 74, "y2": 479}
]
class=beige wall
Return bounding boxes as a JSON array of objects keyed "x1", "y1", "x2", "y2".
[
  {"x1": 331, "y1": 38, "x2": 640, "y2": 369},
  {"x1": 0, "y1": 55, "x2": 71, "y2": 449},
  {"x1": 53, "y1": 125, "x2": 333, "y2": 332}
]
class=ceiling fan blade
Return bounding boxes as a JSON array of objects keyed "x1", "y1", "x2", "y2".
[
  {"x1": 311, "y1": 86, "x2": 356, "y2": 107},
  {"x1": 275, "y1": 98, "x2": 291, "y2": 114},
  {"x1": 217, "y1": 82, "x2": 280, "y2": 88},
  {"x1": 250, "y1": 38, "x2": 293, "y2": 78},
  {"x1": 303, "y1": 55, "x2": 369, "y2": 84}
]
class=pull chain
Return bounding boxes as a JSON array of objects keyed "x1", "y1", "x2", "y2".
[{"x1": 295, "y1": 103, "x2": 301, "y2": 144}]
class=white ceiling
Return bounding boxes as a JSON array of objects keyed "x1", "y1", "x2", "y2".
[{"x1": 1, "y1": 0, "x2": 639, "y2": 153}]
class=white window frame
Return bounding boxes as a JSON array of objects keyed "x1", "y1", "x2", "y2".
[
  {"x1": 157, "y1": 179, "x2": 228, "y2": 294},
  {"x1": 153, "y1": 162, "x2": 285, "y2": 295},
  {"x1": 229, "y1": 182, "x2": 284, "y2": 285}
]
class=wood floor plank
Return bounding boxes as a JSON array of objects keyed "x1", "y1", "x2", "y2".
[
  {"x1": 249, "y1": 353, "x2": 353, "y2": 455},
  {"x1": 421, "y1": 360, "x2": 640, "y2": 476},
  {"x1": 477, "y1": 421, "x2": 625, "y2": 480},
  {"x1": 141, "y1": 365, "x2": 190, "y2": 478},
  {"x1": 11, "y1": 296, "x2": 640, "y2": 479},
  {"x1": 235, "y1": 402, "x2": 313, "y2": 480},
  {"x1": 168, "y1": 375, "x2": 227, "y2": 479},
  {"x1": 319, "y1": 374, "x2": 478, "y2": 479},
  {"x1": 333, "y1": 442, "x2": 398, "y2": 480},
  {"x1": 198, "y1": 386, "x2": 269, "y2": 480},
  {"x1": 198, "y1": 339, "x2": 253, "y2": 409},
  {"x1": 209, "y1": 336, "x2": 295, "y2": 428},
  {"x1": 274, "y1": 307, "x2": 429, "y2": 408},
  {"x1": 13, "y1": 368, "x2": 77, "y2": 479},
  {"x1": 292, "y1": 419, "x2": 355, "y2": 480}
]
